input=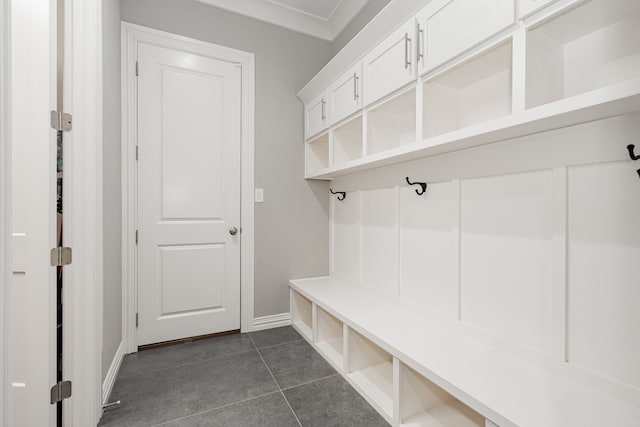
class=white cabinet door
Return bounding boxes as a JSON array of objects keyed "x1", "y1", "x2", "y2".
[
  {"x1": 518, "y1": 0, "x2": 557, "y2": 18},
  {"x1": 417, "y1": 0, "x2": 515, "y2": 74},
  {"x1": 305, "y1": 91, "x2": 327, "y2": 139},
  {"x1": 328, "y1": 62, "x2": 362, "y2": 125},
  {"x1": 363, "y1": 19, "x2": 417, "y2": 106}
]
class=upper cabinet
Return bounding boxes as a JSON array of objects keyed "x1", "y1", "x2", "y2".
[
  {"x1": 362, "y1": 20, "x2": 417, "y2": 106},
  {"x1": 327, "y1": 62, "x2": 362, "y2": 126},
  {"x1": 518, "y1": 0, "x2": 557, "y2": 18},
  {"x1": 416, "y1": 0, "x2": 516, "y2": 75},
  {"x1": 305, "y1": 91, "x2": 327, "y2": 140}
]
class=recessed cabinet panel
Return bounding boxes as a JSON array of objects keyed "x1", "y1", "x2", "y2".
[
  {"x1": 461, "y1": 171, "x2": 554, "y2": 355},
  {"x1": 363, "y1": 20, "x2": 416, "y2": 106},
  {"x1": 519, "y1": 0, "x2": 557, "y2": 18},
  {"x1": 568, "y1": 162, "x2": 640, "y2": 390},
  {"x1": 399, "y1": 182, "x2": 459, "y2": 319},
  {"x1": 417, "y1": 0, "x2": 515, "y2": 74},
  {"x1": 526, "y1": 0, "x2": 640, "y2": 109},
  {"x1": 328, "y1": 63, "x2": 362, "y2": 126},
  {"x1": 305, "y1": 91, "x2": 327, "y2": 140}
]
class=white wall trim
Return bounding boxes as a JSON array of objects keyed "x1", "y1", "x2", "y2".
[
  {"x1": 193, "y1": 0, "x2": 369, "y2": 41},
  {"x1": 101, "y1": 341, "x2": 125, "y2": 407},
  {"x1": 65, "y1": 0, "x2": 103, "y2": 423},
  {"x1": 121, "y1": 22, "x2": 256, "y2": 354},
  {"x1": 0, "y1": 0, "x2": 11, "y2": 424},
  {"x1": 253, "y1": 313, "x2": 292, "y2": 331}
]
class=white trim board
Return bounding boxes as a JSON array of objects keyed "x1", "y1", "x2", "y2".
[
  {"x1": 101, "y1": 341, "x2": 125, "y2": 407},
  {"x1": 193, "y1": 0, "x2": 369, "y2": 41},
  {"x1": 0, "y1": 0, "x2": 10, "y2": 424},
  {"x1": 253, "y1": 313, "x2": 292, "y2": 331},
  {"x1": 121, "y1": 23, "x2": 256, "y2": 354}
]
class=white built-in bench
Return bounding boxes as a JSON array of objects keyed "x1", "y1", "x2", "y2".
[{"x1": 289, "y1": 276, "x2": 640, "y2": 427}]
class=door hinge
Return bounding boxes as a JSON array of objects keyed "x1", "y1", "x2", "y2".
[
  {"x1": 136, "y1": 61, "x2": 139, "y2": 76},
  {"x1": 135, "y1": 229, "x2": 139, "y2": 244},
  {"x1": 50, "y1": 247, "x2": 72, "y2": 267},
  {"x1": 50, "y1": 111, "x2": 72, "y2": 132},
  {"x1": 136, "y1": 313, "x2": 139, "y2": 328},
  {"x1": 50, "y1": 380, "x2": 72, "y2": 404}
]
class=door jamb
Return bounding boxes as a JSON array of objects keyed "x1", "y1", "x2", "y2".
[
  {"x1": 121, "y1": 23, "x2": 256, "y2": 353},
  {"x1": 0, "y1": 0, "x2": 11, "y2": 424}
]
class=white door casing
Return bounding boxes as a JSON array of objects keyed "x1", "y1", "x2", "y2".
[{"x1": 136, "y1": 42, "x2": 242, "y2": 346}]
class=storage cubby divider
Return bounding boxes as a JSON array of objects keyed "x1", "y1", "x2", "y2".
[
  {"x1": 366, "y1": 87, "x2": 417, "y2": 155},
  {"x1": 291, "y1": 290, "x2": 313, "y2": 340},
  {"x1": 423, "y1": 40, "x2": 513, "y2": 139},
  {"x1": 526, "y1": 0, "x2": 640, "y2": 109},
  {"x1": 347, "y1": 329, "x2": 394, "y2": 419},
  {"x1": 305, "y1": 133, "x2": 330, "y2": 176},
  {"x1": 332, "y1": 114, "x2": 363, "y2": 167},
  {"x1": 315, "y1": 307, "x2": 344, "y2": 370},
  {"x1": 399, "y1": 363, "x2": 484, "y2": 427}
]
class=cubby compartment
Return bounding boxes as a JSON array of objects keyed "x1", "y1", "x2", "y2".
[
  {"x1": 332, "y1": 115, "x2": 363, "y2": 167},
  {"x1": 422, "y1": 41, "x2": 512, "y2": 139},
  {"x1": 399, "y1": 364, "x2": 484, "y2": 427},
  {"x1": 348, "y1": 329, "x2": 394, "y2": 419},
  {"x1": 366, "y1": 88, "x2": 417, "y2": 155},
  {"x1": 305, "y1": 133, "x2": 329, "y2": 175},
  {"x1": 315, "y1": 307, "x2": 344, "y2": 370},
  {"x1": 291, "y1": 290, "x2": 313, "y2": 340},
  {"x1": 526, "y1": 0, "x2": 640, "y2": 109}
]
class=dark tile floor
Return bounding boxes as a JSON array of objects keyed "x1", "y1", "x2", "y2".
[{"x1": 99, "y1": 326, "x2": 389, "y2": 427}]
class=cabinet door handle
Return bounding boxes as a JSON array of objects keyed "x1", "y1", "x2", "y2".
[
  {"x1": 321, "y1": 99, "x2": 326, "y2": 120},
  {"x1": 353, "y1": 73, "x2": 359, "y2": 101},
  {"x1": 404, "y1": 32, "x2": 412, "y2": 69},
  {"x1": 417, "y1": 24, "x2": 425, "y2": 62}
]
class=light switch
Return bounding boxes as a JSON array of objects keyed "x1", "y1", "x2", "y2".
[{"x1": 254, "y1": 188, "x2": 264, "y2": 203}]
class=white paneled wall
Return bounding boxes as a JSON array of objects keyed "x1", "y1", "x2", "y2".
[{"x1": 330, "y1": 112, "x2": 640, "y2": 395}]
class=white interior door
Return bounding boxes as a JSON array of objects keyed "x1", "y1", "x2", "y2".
[{"x1": 137, "y1": 42, "x2": 242, "y2": 346}]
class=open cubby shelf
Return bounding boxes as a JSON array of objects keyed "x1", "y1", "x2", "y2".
[
  {"x1": 423, "y1": 41, "x2": 512, "y2": 139},
  {"x1": 366, "y1": 88, "x2": 417, "y2": 155},
  {"x1": 348, "y1": 329, "x2": 394, "y2": 419},
  {"x1": 333, "y1": 114, "x2": 363, "y2": 167},
  {"x1": 315, "y1": 307, "x2": 344, "y2": 369},
  {"x1": 305, "y1": 133, "x2": 329, "y2": 176},
  {"x1": 526, "y1": 0, "x2": 640, "y2": 109},
  {"x1": 291, "y1": 290, "x2": 313, "y2": 341}
]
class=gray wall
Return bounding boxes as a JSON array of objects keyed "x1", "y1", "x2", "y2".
[
  {"x1": 102, "y1": 0, "x2": 122, "y2": 380},
  {"x1": 120, "y1": 0, "x2": 332, "y2": 318},
  {"x1": 332, "y1": 0, "x2": 392, "y2": 55}
]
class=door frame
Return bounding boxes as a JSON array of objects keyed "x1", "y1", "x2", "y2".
[
  {"x1": 0, "y1": 0, "x2": 10, "y2": 424},
  {"x1": 121, "y1": 23, "x2": 256, "y2": 353}
]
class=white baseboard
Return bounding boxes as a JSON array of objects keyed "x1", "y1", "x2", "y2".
[
  {"x1": 253, "y1": 313, "x2": 291, "y2": 331},
  {"x1": 101, "y1": 341, "x2": 125, "y2": 406}
]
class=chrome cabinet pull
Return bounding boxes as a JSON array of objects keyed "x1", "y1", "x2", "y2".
[
  {"x1": 404, "y1": 32, "x2": 412, "y2": 69},
  {"x1": 353, "y1": 73, "x2": 359, "y2": 101},
  {"x1": 321, "y1": 99, "x2": 326, "y2": 120},
  {"x1": 417, "y1": 24, "x2": 425, "y2": 62}
]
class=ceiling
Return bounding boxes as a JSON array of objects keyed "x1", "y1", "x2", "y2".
[{"x1": 194, "y1": 0, "x2": 371, "y2": 41}]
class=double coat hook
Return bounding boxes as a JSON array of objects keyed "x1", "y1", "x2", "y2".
[
  {"x1": 405, "y1": 177, "x2": 427, "y2": 196},
  {"x1": 330, "y1": 189, "x2": 346, "y2": 201}
]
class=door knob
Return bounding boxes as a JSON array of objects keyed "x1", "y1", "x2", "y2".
[{"x1": 229, "y1": 227, "x2": 238, "y2": 236}]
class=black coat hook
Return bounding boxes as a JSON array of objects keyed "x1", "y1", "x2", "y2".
[
  {"x1": 405, "y1": 177, "x2": 427, "y2": 196},
  {"x1": 330, "y1": 189, "x2": 346, "y2": 201},
  {"x1": 628, "y1": 144, "x2": 640, "y2": 161}
]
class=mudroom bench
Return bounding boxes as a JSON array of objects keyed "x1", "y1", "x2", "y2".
[{"x1": 289, "y1": 276, "x2": 640, "y2": 427}]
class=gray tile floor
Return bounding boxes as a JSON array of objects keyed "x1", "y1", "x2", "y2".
[{"x1": 99, "y1": 326, "x2": 389, "y2": 427}]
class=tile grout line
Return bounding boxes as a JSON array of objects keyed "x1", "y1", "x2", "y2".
[
  {"x1": 281, "y1": 372, "x2": 339, "y2": 392},
  {"x1": 248, "y1": 333, "x2": 304, "y2": 427},
  {"x1": 150, "y1": 390, "x2": 282, "y2": 427},
  {"x1": 250, "y1": 336, "x2": 304, "y2": 351}
]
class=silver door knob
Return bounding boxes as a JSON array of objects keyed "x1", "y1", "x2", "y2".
[{"x1": 229, "y1": 227, "x2": 238, "y2": 236}]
